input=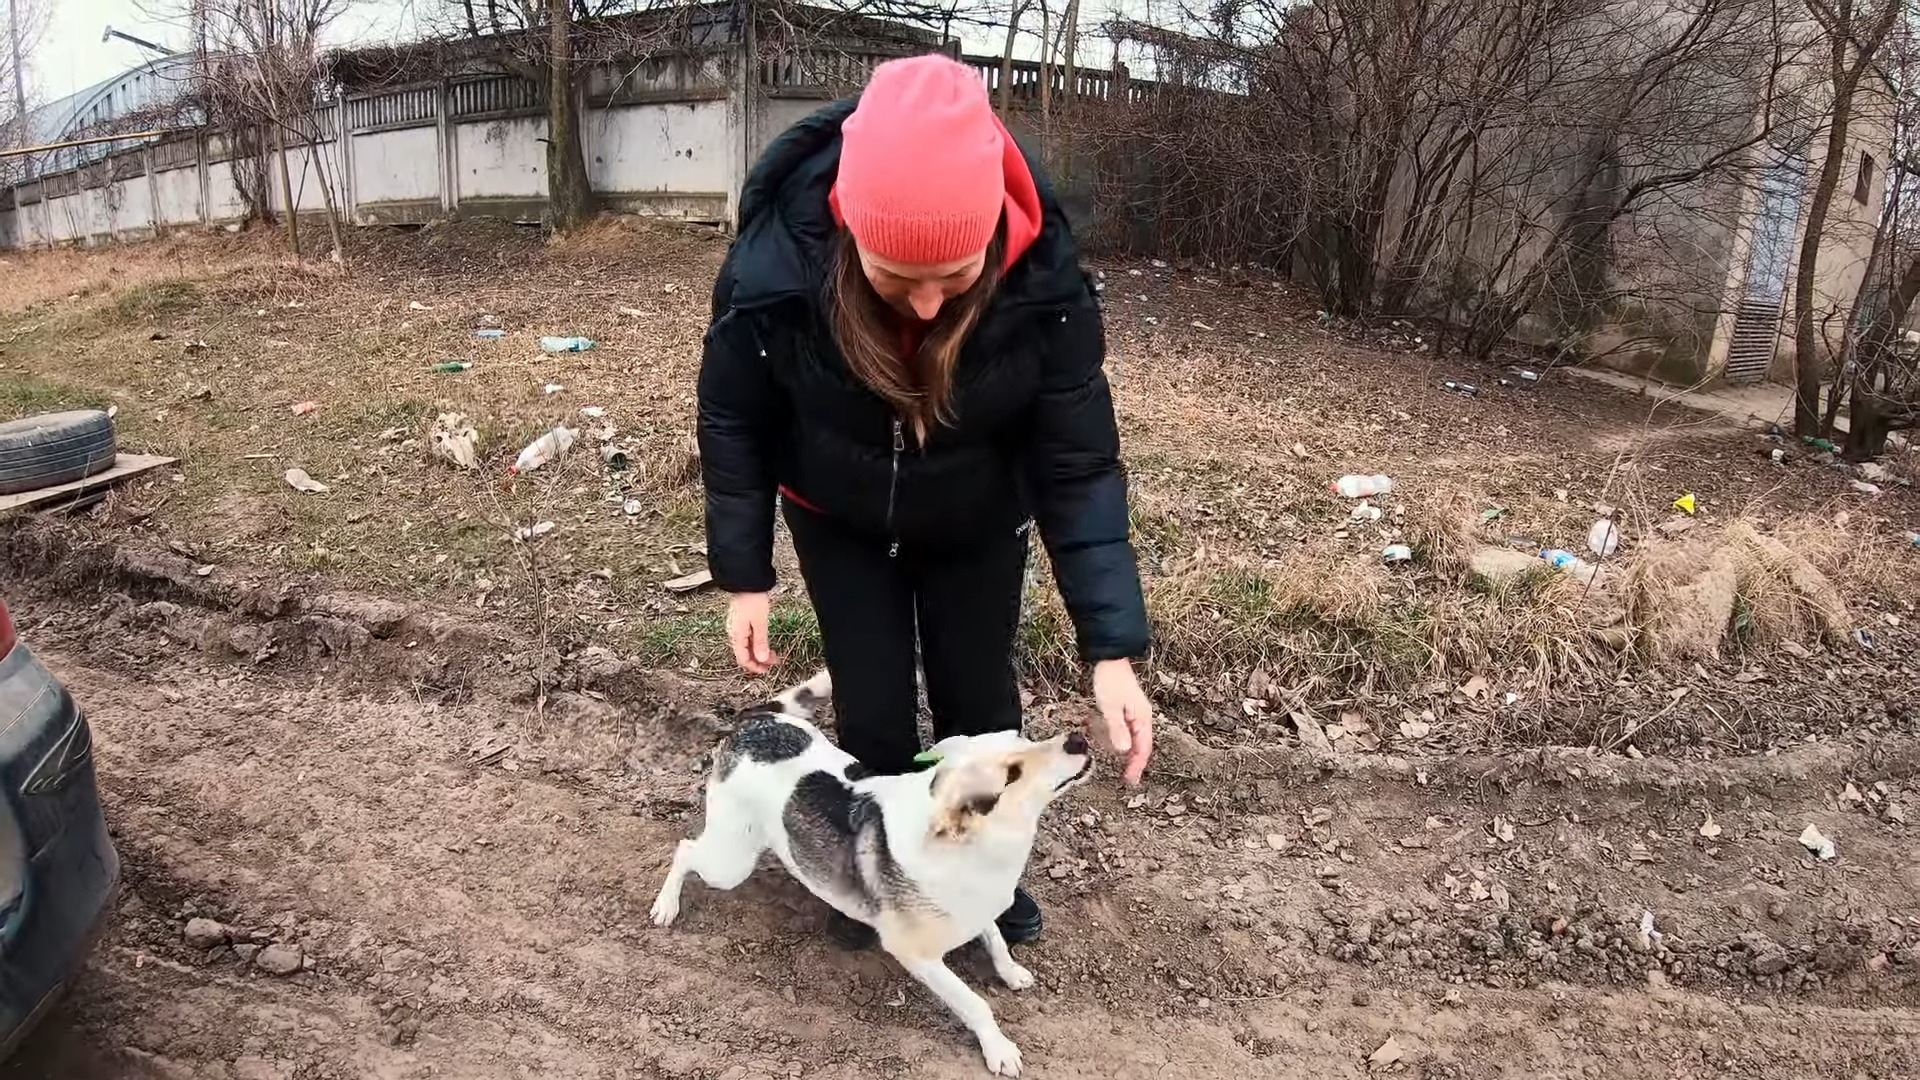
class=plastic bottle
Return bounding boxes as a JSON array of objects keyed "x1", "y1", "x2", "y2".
[
  {"x1": 540, "y1": 336, "x2": 596, "y2": 353},
  {"x1": 1443, "y1": 380, "x2": 1480, "y2": 396},
  {"x1": 428, "y1": 361, "x2": 472, "y2": 373},
  {"x1": 1540, "y1": 548, "x2": 1599, "y2": 583},
  {"x1": 474, "y1": 329, "x2": 506, "y2": 340},
  {"x1": 1540, "y1": 549, "x2": 1582, "y2": 570},
  {"x1": 1332, "y1": 474, "x2": 1395, "y2": 499},
  {"x1": 510, "y1": 426, "x2": 577, "y2": 475}
]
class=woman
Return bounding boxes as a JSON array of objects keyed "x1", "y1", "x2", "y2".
[{"x1": 697, "y1": 54, "x2": 1153, "y2": 948}]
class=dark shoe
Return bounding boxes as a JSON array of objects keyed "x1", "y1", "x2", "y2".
[
  {"x1": 827, "y1": 909, "x2": 878, "y2": 951},
  {"x1": 996, "y1": 887, "x2": 1043, "y2": 945}
]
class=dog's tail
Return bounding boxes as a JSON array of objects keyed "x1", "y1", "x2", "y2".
[{"x1": 771, "y1": 669, "x2": 832, "y2": 720}]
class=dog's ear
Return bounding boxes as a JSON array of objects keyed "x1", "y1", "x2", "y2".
[{"x1": 929, "y1": 761, "x2": 1006, "y2": 841}]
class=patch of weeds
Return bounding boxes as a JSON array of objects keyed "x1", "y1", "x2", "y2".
[
  {"x1": 658, "y1": 487, "x2": 706, "y2": 541},
  {"x1": 1730, "y1": 596, "x2": 1755, "y2": 643},
  {"x1": 353, "y1": 396, "x2": 436, "y2": 431},
  {"x1": 768, "y1": 599, "x2": 824, "y2": 672},
  {"x1": 0, "y1": 375, "x2": 111, "y2": 419},
  {"x1": 1364, "y1": 603, "x2": 1443, "y2": 682},
  {"x1": 635, "y1": 611, "x2": 725, "y2": 667},
  {"x1": 1018, "y1": 588, "x2": 1078, "y2": 687},
  {"x1": 195, "y1": 403, "x2": 250, "y2": 432},
  {"x1": 1129, "y1": 504, "x2": 1185, "y2": 569},
  {"x1": 109, "y1": 279, "x2": 203, "y2": 322}
]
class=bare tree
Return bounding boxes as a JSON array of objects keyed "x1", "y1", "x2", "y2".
[
  {"x1": 1081, "y1": 0, "x2": 1831, "y2": 374},
  {"x1": 1000, "y1": 0, "x2": 1032, "y2": 113},
  {"x1": 1825, "y1": 15, "x2": 1920, "y2": 457},
  {"x1": 1, "y1": 0, "x2": 51, "y2": 183},
  {"x1": 402, "y1": 1, "x2": 701, "y2": 234},
  {"x1": 1788, "y1": 0, "x2": 1909, "y2": 437},
  {"x1": 189, "y1": 0, "x2": 356, "y2": 259},
  {"x1": 545, "y1": 0, "x2": 595, "y2": 230}
]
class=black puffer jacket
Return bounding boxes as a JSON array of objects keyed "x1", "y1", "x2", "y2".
[{"x1": 697, "y1": 98, "x2": 1148, "y2": 662}]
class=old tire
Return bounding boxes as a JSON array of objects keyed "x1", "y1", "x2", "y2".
[{"x1": 0, "y1": 410, "x2": 118, "y2": 496}]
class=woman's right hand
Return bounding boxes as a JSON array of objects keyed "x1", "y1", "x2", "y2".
[{"x1": 726, "y1": 591, "x2": 778, "y2": 675}]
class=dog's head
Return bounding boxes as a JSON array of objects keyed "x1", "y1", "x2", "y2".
[{"x1": 924, "y1": 729, "x2": 1093, "y2": 843}]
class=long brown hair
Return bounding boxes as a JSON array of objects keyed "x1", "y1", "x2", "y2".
[{"x1": 829, "y1": 225, "x2": 1005, "y2": 444}]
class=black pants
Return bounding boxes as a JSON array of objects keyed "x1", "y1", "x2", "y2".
[{"x1": 784, "y1": 502, "x2": 1027, "y2": 775}]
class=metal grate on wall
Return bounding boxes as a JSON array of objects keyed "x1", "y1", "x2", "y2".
[
  {"x1": 347, "y1": 87, "x2": 440, "y2": 132},
  {"x1": 449, "y1": 76, "x2": 541, "y2": 119},
  {"x1": 1724, "y1": 298, "x2": 1784, "y2": 384}
]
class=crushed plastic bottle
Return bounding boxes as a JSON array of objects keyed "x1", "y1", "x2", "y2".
[
  {"x1": 1540, "y1": 548, "x2": 1599, "y2": 583},
  {"x1": 428, "y1": 361, "x2": 472, "y2": 373},
  {"x1": 540, "y1": 336, "x2": 596, "y2": 353},
  {"x1": 1332, "y1": 474, "x2": 1395, "y2": 499},
  {"x1": 509, "y1": 426, "x2": 577, "y2": 475},
  {"x1": 1381, "y1": 543, "x2": 1414, "y2": 564},
  {"x1": 473, "y1": 329, "x2": 506, "y2": 340},
  {"x1": 1442, "y1": 380, "x2": 1480, "y2": 396}
]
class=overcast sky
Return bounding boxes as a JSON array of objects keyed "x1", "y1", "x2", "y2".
[
  {"x1": 33, "y1": 0, "x2": 416, "y2": 102},
  {"x1": 31, "y1": 0, "x2": 1147, "y2": 107}
]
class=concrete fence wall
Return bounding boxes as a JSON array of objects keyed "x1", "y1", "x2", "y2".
[
  {"x1": 0, "y1": 53, "x2": 745, "y2": 249},
  {"x1": 0, "y1": 43, "x2": 1146, "y2": 252}
]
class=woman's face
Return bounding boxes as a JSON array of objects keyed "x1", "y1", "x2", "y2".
[{"x1": 857, "y1": 244, "x2": 989, "y2": 322}]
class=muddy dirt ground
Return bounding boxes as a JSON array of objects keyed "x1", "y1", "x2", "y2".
[
  {"x1": 1, "y1": 223, "x2": 1918, "y2": 1078},
  {"x1": 0, "y1": 589, "x2": 1915, "y2": 1080}
]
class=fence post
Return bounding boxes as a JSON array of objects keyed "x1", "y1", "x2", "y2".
[
  {"x1": 145, "y1": 146, "x2": 161, "y2": 239},
  {"x1": 337, "y1": 96, "x2": 356, "y2": 225},
  {"x1": 727, "y1": 11, "x2": 757, "y2": 231},
  {"x1": 195, "y1": 132, "x2": 210, "y2": 229},
  {"x1": 437, "y1": 80, "x2": 455, "y2": 216}
]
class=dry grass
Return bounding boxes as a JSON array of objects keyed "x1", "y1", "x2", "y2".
[
  {"x1": 0, "y1": 230, "x2": 305, "y2": 314},
  {"x1": 3, "y1": 222, "x2": 1917, "y2": 750},
  {"x1": 1626, "y1": 516, "x2": 1860, "y2": 661}
]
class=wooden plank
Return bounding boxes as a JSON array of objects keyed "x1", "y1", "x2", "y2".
[{"x1": 0, "y1": 453, "x2": 179, "y2": 515}]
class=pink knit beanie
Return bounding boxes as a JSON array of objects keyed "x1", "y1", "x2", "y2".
[{"x1": 834, "y1": 55, "x2": 1006, "y2": 265}]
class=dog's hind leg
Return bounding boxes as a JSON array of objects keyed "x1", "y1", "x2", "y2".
[
  {"x1": 895, "y1": 956, "x2": 1024, "y2": 1077},
  {"x1": 977, "y1": 924, "x2": 1035, "y2": 991},
  {"x1": 650, "y1": 794, "x2": 761, "y2": 927}
]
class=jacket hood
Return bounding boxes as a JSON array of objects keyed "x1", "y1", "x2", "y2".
[{"x1": 725, "y1": 97, "x2": 1087, "y2": 312}]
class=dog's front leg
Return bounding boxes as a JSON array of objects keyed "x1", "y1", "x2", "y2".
[
  {"x1": 897, "y1": 956, "x2": 1024, "y2": 1077},
  {"x1": 977, "y1": 924, "x2": 1035, "y2": 991}
]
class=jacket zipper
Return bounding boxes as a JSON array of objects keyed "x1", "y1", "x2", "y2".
[{"x1": 885, "y1": 417, "x2": 904, "y2": 558}]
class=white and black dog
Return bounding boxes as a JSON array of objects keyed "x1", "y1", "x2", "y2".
[{"x1": 651, "y1": 671, "x2": 1093, "y2": 1076}]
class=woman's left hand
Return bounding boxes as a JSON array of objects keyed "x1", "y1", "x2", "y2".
[{"x1": 1090, "y1": 658, "x2": 1154, "y2": 786}]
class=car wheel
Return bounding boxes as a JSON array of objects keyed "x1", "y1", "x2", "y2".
[{"x1": 0, "y1": 410, "x2": 118, "y2": 496}]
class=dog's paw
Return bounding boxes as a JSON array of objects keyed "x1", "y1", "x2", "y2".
[
  {"x1": 995, "y1": 961, "x2": 1036, "y2": 991},
  {"x1": 978, "y1": 1032, "x2": 1024, "y2": 1077},
  {"x1": 649, "y1": 890, "x2": 681, "y2": 928}
]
